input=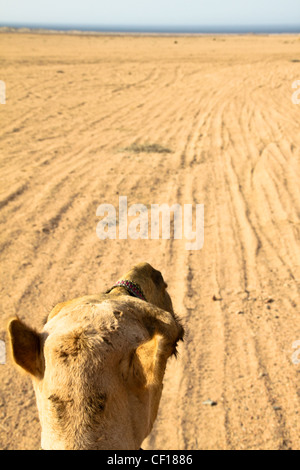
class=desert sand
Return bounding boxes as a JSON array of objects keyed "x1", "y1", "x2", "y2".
[{"x1": 0, "y1": 32, "x2": 300, "y2": 450}]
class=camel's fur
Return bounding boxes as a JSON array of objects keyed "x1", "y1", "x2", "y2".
[{"x1": 7, "y1": 262, "x2": 184, "y2": 450}]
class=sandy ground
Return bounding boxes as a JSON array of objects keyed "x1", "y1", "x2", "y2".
[{"x1": 0, "y1": 33, "x2": 300, "y2": 450}]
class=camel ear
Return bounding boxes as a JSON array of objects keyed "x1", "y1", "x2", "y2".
[
  {"x1": 120, "y1": 302, "x2": 184, "y2": 390},
  {"x1": 133, "y1": 334, "x2": 166, "y2": 387},
  {"x1": 120, "y1": 334, "x2": 166, "y2": 392},
  {"x1": 130, "y1": 323, "x2": 183, "y2": 389},
  {"x1": 7, "y1": 318, "x2": 44, "y2": 378}
]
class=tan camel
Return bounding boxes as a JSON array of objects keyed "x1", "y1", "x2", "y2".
[{"x1": 8, "y1": 262, "x2": 184, "y2": 450}]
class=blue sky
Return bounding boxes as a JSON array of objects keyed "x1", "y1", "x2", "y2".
[{"x1": 0, "y1": 0, "x2": 299, "y2": 29}]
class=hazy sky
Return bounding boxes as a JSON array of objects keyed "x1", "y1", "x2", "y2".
[{"x1": 0, "y1": 0, "x2": 299, "y2": 28}]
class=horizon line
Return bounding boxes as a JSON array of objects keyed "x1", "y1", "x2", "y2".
[{"x1": 1, "y1": 23, "x2": 300, "y2": 34}]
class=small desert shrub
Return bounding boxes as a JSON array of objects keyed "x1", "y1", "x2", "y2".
[{"x1": 124, "y1": 143, "x2": 172, "y2": 154}]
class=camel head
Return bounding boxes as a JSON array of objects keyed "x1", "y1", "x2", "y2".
[
  {"x1": 7, "y1": 263, "x2": 184, "y2": 450},
  {"x1": 107, "y1": 262, "x2": 174, "y2": 313}
]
